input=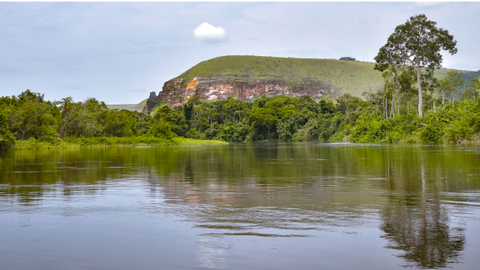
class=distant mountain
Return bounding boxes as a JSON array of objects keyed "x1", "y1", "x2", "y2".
[
  {"x1": 107, "y1": 99, "x2": 147, "y2": 112},
  {"x1": 143, "y1": 55, "x2": 479, "y2": 112}
]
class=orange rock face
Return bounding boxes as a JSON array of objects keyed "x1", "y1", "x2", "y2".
[
  {"x1": 143, "y1": 75, "x2": 337, "y2": 112},
  {"x1": 186, "y1": 79, "x2": 199, "y2": 89}
]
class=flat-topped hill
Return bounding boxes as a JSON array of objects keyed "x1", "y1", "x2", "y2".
[
  {"x1": 175, "y1": 55, "x2": 384, "y2": 97},
  {"x1": 143, "y1": 55, "x2": 479, "y2": 111}
]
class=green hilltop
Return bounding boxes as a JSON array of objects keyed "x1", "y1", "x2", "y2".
[
  {"x1": 107, "y1": 99, "x2": 147, "y2": 112},
  {"x1": 174, "y1": 55, "x2": 479, "y2": 97}
]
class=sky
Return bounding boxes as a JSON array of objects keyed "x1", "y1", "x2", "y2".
[{"x1": 1, "y1": 2, "x2": 480, "y2": 104}]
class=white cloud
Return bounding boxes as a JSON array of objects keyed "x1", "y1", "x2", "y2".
[{"x1": 193, "y1": 22, "x2": 226, "y2": 43}]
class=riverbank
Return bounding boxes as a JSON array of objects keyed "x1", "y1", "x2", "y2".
[{"x1": 12, "y1": 136, "x2": 227, "y2": 150}]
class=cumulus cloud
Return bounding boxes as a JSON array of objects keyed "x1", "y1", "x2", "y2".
[{"x1": 193, "y1": 22, "x2": 227, "y2": 43}]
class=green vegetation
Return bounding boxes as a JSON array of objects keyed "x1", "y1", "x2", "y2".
[
  {"x1": 149, "y1": 87, "x2": 480, "y2": 145},
  {"x1": 0, "y1": 110, "x2": 15, "y2": 150},
  {"x1": 177, "y1": 56, "x2": 385, "y2": 97},
  {"x1": 12, "y1": 136, "x2": 225, "y2": 150},
  {"x1": 107, "y1": 98, "x2": 147, "y2": 111},
  {"x1": 3, "y1": 74, "x2": 480, "y2": 151},
  {"x1": 172, "y1": 55, "x2": 478, "y2": 98},
  {"x1": 375, "y1": 14, "x2": 458, "y2": 117},
  {"x1": 0, "y1": 90, "x2": 225, "y2": 151}
]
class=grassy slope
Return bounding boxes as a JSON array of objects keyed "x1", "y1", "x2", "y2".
[
  {"x1": 107, "y1": 99, "x2": 148, "y2": 111},
  {"x1": 175, "y1": 55, "x2": 479, "y2": 97}
]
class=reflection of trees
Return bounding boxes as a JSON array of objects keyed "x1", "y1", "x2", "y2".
[
  {"x1": 4, "y1": 143, "x2": 480, "y2": 205},
  {"x1": 380, "y1": 150, "x2": 466, "y2": 269},
  {"x1": 0, "y1": 148, "x2": 143, "y2": 203},
  {"x1": 0, "y1": 143, "x2": 476, "y2": 266},
  {"x1": 381, "y1": 196, "x2": 465, "y2": 268}
]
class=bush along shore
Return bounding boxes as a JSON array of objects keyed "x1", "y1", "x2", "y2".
[
  {"x1": 11, "y1": 137, "x2": 226, "y2": 150},
  {"x1": 1, "y1": 84, "x2": 480, "y2": 152},
  {"x1": 0, "y1": 90, "x2": 229, "y2": 151}
]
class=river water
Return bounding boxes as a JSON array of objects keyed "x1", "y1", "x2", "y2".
[{"x1": 1, "y1": 142, "x2": 480, "y2": 270}]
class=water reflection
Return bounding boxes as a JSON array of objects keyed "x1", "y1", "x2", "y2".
[
  {"x1": 381, "y1": 196, "x2": 465, "y2": 268},
  {"x1": 1, "y1": 143, "x2": 480, "y2": 269},
  {"x1": 377, "y1": 150, "x2": 468, "y2": 268}
]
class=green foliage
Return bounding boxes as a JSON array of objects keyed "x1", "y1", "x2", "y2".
[
  {"x1": 148, "y1": 119, "x2": 175, "y2": 140},
  {"x1": 160, "y1": 55, "x2": 473, "y2": 105},
  {"x1": 104, "y1": 109, "x2": 137, "y2": 137},
  {"x1": 348, "y1": 114, "x2": 387, "y2": 143},
  {"x1": 175, "y1": 55, "x2": 387, "y2": 97},
  {"x1": 438, "y1": 70, "x2": 464, "y2": 104},
  {"x1": 462, "y1": 77, "x2": 480, "y2": 102},
  {"x1": 419, "y1": 114, "x2": 443, "y2": 144},
  {"x1": 152, "y1": 105, "x2": 189, "y2": 137},
  {"x1": 375, "y1": 14, "x2": 457, "y2": 117},
  {"x1": 59, "y1": 97, "x2": 107, "y2": 138},
  {"x1": 439, "y1": 101, "x2": 480, "y2": 143},
  {"x1": 12, "y1": 136, "x2": 226, "y2": 150},
  {"x1": 4, "y1": 90, "x2": 60, "y2": 141},
  {"x1": 3, "y1": 88, "x2": 480, "y2": 149},
  {"x1": 0, "y1": 110, "x2": 15, "y2": 150}
]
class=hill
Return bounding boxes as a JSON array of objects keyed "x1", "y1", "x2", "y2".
[
  {"x1": 144, "y1": 55, "x2": 479, "y2": 111},
  {"x1": 176, "y1": 55, "x2": 384, "y2": 97},
  {"x1": 107, "y1": 99, "x2": 147, "y2": 112}
]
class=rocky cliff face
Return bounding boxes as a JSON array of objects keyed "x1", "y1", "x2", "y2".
[{"x1": 143, "y1": 75, "x2": 337, "y2": 113}]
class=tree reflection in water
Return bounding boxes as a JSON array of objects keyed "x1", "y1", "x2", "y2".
[
  {"x1": 2, "y1": 144, "x2": 478, "y2": 269},
  {"x1": 380, "y1": 153, "x2": 466, "y2": 269},
  {"x1": 381, "y1": 197, "x2": 465, "y2": 268}
]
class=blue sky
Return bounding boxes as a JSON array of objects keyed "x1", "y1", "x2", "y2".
[{"x1": 1, "y1": 2, "x2": 479, "y2": 104}]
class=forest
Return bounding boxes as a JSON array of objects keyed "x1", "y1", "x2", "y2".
[{"x1": 1, "y1": 69, "x2": 479, "y2": 151}]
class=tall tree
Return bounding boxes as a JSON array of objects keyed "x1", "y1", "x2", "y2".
[{"x1": 374, "y1": 14, "x2": 457, "y2": 117}]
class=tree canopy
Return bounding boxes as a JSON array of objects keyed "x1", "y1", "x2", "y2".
[{"x1": 374, "y1": 14, "x2": 457, "y2": 117}]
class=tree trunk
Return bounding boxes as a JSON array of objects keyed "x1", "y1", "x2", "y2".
[
  {"x1": 346, "y1": 107, "x2": 350, "y2": 123},
  {"x1": 416, "y1": 66, "x2": 423, "y2": 117},
  {"x1": 433, "y1": 100, "x2": 436, "y2": 113},
  {"x1": 383, "y1": 98, "x2": 387, "y2": 119},
  {"x1": 391, "y1": 95, "x2": 395, "y2": 118}
]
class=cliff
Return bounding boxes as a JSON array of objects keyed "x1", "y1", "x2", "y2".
[
  {"x1": 142, "y1": 55, "x2": 480, "y2": 113},
  {"x1": 143, "y1": 75, "x2": 336, "y2": 112}
]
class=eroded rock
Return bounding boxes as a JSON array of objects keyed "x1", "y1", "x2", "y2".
[{"x1": 144, "y1": 75, "x2": 337, "y2": 113}]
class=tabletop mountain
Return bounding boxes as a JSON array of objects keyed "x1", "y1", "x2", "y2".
[{"x1": 143, "y1": 55, "x2": 479, "y2": 113}]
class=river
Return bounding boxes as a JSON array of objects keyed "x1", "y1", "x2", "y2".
[{"x1": 1, "y1": 142, "x2": 480, "y2": 269}]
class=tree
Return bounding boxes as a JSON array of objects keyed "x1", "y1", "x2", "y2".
[
  {"x1": 7, "y1": 90, "x2": 60, "y2": 141},
  {"x1": 0, "y1": 110, "x2": 15, "y2": 150},
  {"x1": 462, "y1": 77, "x2": 480, "y2": 102},
  {"x1": 59, "y1": 97, "x2": 107, "y2": 138},
  {"x1": 375, "y1": 14, "x2": 457, "y2": 117},
  {"x1": 381, "y1": 65, "x2": 406, "y2": 118},
  {"x1": 339, "y1": 57, "x2": 356, "y2": 61},
  {"x1": 437, "y1": 70, "x2": 464, "y2": 106},
  {"x1": 104, "y1": 109, "x2": 137, "y2": 137},
  {"x1": 148, "y1": 119, "x2": 175, "y2": 140}
]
